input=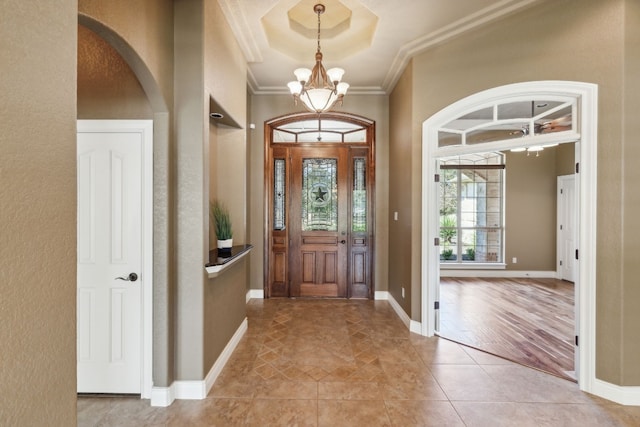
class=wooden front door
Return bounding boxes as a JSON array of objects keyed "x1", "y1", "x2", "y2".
[
  {"x1": 290, "y1": 147, "x2": 348, "y2": 297},
  {"x1": 265, "y1": 112, "x2": 375, "y2": 299}
]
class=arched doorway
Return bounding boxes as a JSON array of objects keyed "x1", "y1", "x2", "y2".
[
  {"x1": 264, "y1": 112, "x2": 376, "y2": 299},
  {"x1": 77, "y1": 14, "x2": 171, "y2": 400},
  {"x1": 421, "y1": 81, "x2": 598, "y2": 392}
]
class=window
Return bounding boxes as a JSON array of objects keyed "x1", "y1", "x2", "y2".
[{"x1": 439, "y1": 152, "x2": 504, "y2": 265}]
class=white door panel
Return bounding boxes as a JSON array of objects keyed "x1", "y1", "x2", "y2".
[
  {"x1": 558, "y1": 175, "x2": 576, "y2": 283},
  {"x1": 77, "y1": 130, "x2": 142, "y2": 394}
]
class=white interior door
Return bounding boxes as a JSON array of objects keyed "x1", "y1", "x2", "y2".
[
  {"x1": 77, "y1": 126, "x2": 144, "y2": 394},
  {"x1": 557, "y1": 174, "x2": 576, "y2": 282}
]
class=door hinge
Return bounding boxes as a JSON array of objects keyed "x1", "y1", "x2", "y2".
[
  {"x1": 575, "y1": 335, "x2": 579, "y2": 346},
  {"x1": 560, "y1": 260, "x2": 563, "y2": 266},
  {"x1": 434, "y1": 174, "x2": 440, "y2": 183},
  {"x1": 575, "y1": 249, "x2": 579, "y2": 260},
  {"x1": 576, "y1": 162, "x2": 580, "y2": 173},
  {"x1": 434, "y1": 237, "x2": 440, "y2": 246},
  {"x1": 434, "y1": 301, "x2": 440, "y2": 310},
  {"x1": 560, "y1": 188, "x2": 563, "y2": 194}
]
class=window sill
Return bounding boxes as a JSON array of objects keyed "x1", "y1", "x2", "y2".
[{"x1": 440, "y1": 262, "x2": 506, "y2": 270}]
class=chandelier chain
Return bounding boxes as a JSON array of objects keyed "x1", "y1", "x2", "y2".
[{"x1": 317, "y1": 7, "x2": 321, "y2": 53}]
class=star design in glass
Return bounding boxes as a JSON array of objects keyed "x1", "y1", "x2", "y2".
[{"x1": 313, "y1": 187, "x2": 327, "y2": 202}]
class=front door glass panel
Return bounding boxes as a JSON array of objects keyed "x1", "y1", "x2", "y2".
[
  {"x1": 353, "y1": 158, "x2": 367, "y2": 232},
  {"x1": 301, "y1": 158, "x2": 338, "y2": 231}
]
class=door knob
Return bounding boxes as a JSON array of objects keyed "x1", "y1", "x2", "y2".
[
  {"x1": 115, "y1": 272, "x2": 138, "y2": 282},
  {"x1": 340, "y1": 240, "x2": 346, "y2": 244}
]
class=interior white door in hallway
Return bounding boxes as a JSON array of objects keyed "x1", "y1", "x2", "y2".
[
  {"x1": 77, "y1": 122, "x2": 149, "y2": 394},
  {"x1": 557, "y1": 174, "x2": 576, "y2": 282}
]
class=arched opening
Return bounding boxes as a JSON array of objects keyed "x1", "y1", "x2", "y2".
[
  {"x1": 421, "y1": 81, "x2": 598, "y2": 392},
  {"x1": 76, "y1": 14, "x2": 172, "y2": 399}
]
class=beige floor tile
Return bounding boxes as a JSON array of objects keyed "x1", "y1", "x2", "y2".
[
  {"x1": 245, "y1": 398, "x2": 317, "y2": 427},
  {"x1": 384, "y1": 400, "x2": 465, "y2": 426},
  {"x1": 166, "y1": 398, "x2": 252, "y2": 426},
  {"x1": 318, "y1": 381, "x2": 385, "y2": 400},
  {"x1": 318, "y1": 399, "x2": 391, "y2": 427},
  {"x1": 429, "y1": 364, "x2": 512, "y2": 401},
  {"x1": 453, "y1": 401, "x2": 627, "y2": 427},
  {"x1": 252, "y1": 379, "x2": 318, "y2": 399}
]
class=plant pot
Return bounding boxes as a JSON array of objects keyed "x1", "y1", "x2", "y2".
[{"x1": 217, "y1": 238, "x2": 233, "y2": 251}]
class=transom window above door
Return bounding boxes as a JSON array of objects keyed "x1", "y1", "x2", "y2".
[
  {"x1": 438, "y1": 99, "x2": 575, "y2": 148},
  {"x1": 272, "y1": 115, "x2": 368, "y2": 143}
]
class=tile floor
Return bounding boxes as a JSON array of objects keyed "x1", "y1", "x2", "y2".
[{"x1": 78, "y1": 298, "x2": 640, "y2": 426}]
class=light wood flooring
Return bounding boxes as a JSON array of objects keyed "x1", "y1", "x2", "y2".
[{"x1": 438, "y1": 277, "x2": 575, "y2": 381}]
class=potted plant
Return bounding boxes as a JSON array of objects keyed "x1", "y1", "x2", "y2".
[{"x1": 210, "y1": 200, "x2": 233, "y2": 251}]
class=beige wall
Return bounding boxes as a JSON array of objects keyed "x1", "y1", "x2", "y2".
[
  {"x1": 1, "y1": 0, "x2": 78, "y2": 425},
  {"x1": 504, "y1": 150, "x2": 558, "y2": 271},
  {"x1": 78, "y1": 0, "x2": 176, "y2": 386},
  {"x1": 248, "y1": 94, "x2": 389, "y2": 294},
  {"x1": 202, "y1": 0, "x2": 249, "y2": 375},
  {"x1": 78, "y1": 25, "x2": 153, "y2": 119},
  {"x1": 79, "y1": 0, "x2": 249, "y2": 384},
  {"x1": 388, "y1": 61, "x2": 414, "y2": 314},
  {"x1": 390, "y1": 0, "x2": 637, "y2": 385},
  {"x1": 622, "y1": 0, "x2": 640, "y2": 385}
]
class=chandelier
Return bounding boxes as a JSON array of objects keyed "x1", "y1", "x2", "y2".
[{"x1": 287, "y1": 4, "x2": 349, "y2": 113}]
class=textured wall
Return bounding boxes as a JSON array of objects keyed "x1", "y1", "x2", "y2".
[
  {"x1": 395, "y1": 0, "x2": 633, "y2": 385},
  {"x1": 0, "y1": 0, "x2": 78, "y2": 424},
  {"x1": 388, "y1": 62, "x2": 414, "y2": 315},
  {"x1": 78, "y1": 25, "x2": 153, "y2": 119},
  {"x1": 505, "y1": 150, "x2": 558, "y2": 271},
  {"x1": 78, "y1": 0, "x2": 175, "y2": 387},
  {"x1": 621, "y1": 0, "x2": 640, "y2": 385}
]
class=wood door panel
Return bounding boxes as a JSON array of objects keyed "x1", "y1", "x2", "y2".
[
  {"x1": 302, "y1": 235, "x2": 338, "y2": 245},
  {"x1": 300, "y1": 283, "x2": 338, "y2": 297},
  {"x1": 289, "y1": 147, "x2": 348, "y2": 298},
  {"x1": 302, "y1": 252, "x2": 316, "y2": 283},
  {"x1": 322, "y1": 252, "x2": 337, "y2": 283}
]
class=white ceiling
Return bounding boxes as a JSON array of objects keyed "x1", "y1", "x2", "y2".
[{"x1": 218, "y1": 0, "x2": 545, "y2": 95}]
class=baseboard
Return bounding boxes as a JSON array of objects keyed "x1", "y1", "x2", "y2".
[
  {"x1": 440, "y1": 270, "x2": 558, "y2": 278},
  {"x1": 150, "y1": 318, "x2": 248, "y2": 407},
  {"x1": 592, "y1": 379, "x2": 640, "y2": 406},
  {"x1": 377, "y1": 291, "x2": 422, "y2": 334},
  {"x1": 204, "y1": 318, "x2": 248, "y2": 393},
  {"x1": 374, "y1": 290, "x2": 388, "y2": 300},
  {"x1": 150, "y1": 386, "x2": 174, "y2": 407},
  {"x1": 246, "y1": 289, "x2": 264, "y2": 302}
]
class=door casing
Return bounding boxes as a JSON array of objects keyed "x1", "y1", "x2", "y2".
[{"x1": 264, "y1": 112, "x2": 375, "y2": 299}]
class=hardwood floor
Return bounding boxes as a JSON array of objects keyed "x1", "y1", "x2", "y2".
[{"x1": 438, "y1": 277, "x2": 575, "y2": 381}]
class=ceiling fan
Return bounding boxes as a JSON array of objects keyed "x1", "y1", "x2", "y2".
[{"x1": 510, "y1": 115, "x2": 572, "y2": 137}]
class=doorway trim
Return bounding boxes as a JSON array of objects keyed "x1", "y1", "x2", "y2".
[
  {"x1": 77, "y1": 120, "x2": 154, "y2": 398},
  {"x1": 263, "y1": 112, "x2": 376, "y2": 299},
  {"x1": 420, "y1": 81, "x2": 598, "y2": 393}
]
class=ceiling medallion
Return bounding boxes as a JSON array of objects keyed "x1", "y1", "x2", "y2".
[{"x1": 287, "y1": 4, "x2": 349, "y2": 113}]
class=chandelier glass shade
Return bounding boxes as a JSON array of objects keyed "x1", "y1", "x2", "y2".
[{"x1": 287, "y1": 4, "x2": 349, "y2": 113}]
